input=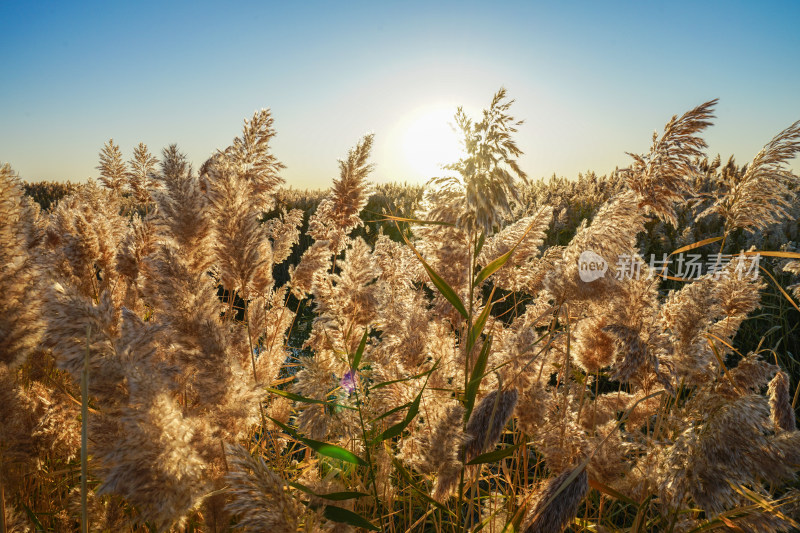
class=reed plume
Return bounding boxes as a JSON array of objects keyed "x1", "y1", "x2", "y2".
[
  {"x1": 769, "y1": 370, "x2": 796, "y2": 431},
  {"x1": 478, "y1": 205, "x2": 553, "y2": 292},
  {"x1": 225, "y1": 444, "x2": 301, "y2": 533},
  {"x1": 439, "y1": 87, "x2": 528, "y2": 236},
  {"x1": 291, "y1": 134, "x2": 375, "y2": 298},
  {"x1": 624, "y1": 99, "x2": 717, "y2": 226},
  {"x1": 2, "y1": 503, "x2": 30, "y2": 533},
  {"x1": 522, "y1": 466, "x2": 588, "y2": 533},
  {"x1": 0, "y1": 163, "x2": 44, "y2": 367},
  {"x1": 326, "y1": 133, "x2": 374, "y2": 236},
  {"x1": 465, "y1": 387, "x2": 519, "y2": 462},
  {"x1": 66, "y1": 487, "x2": 128, "y2": 532},
  {"x1": 661, "y1": 394, "x2": 798, "y2": 515},
  {"x1": 221, "y1": 108, "x2": 285, "y2": 210},
  {"x1": 126, "y1": 142, "x2": 159, "y2": 205},
  {"x1": 95, "y1": 388, "x2": 208, "y2": 531},
  {"x1": 697, "y1": 119, "x2": 800, "y2": 234},
  {"x1": 96, "y1": 139, "x2": 127, "y2": 195}
]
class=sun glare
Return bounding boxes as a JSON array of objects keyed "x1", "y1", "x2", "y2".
[{"x1": 400, "y1": 106, "x2": 465, "y2": 180}]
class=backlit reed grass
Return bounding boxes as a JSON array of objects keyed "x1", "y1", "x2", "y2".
[{"x1": 1, "y1": 92, "x2": 800, "y2": 532}]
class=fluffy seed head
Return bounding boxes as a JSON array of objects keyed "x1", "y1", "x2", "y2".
[
  {"x1": 769, "y1": 370, "x2": 796, "y2": 432},
  {"x1": 465, "y1": 387, "x2": 519, "y2": 461},
  {"x1": 522, "y1": 466, "x2": 589, "y2": 533},
  {"x1": 225, "y1": 444, "x2": 301, "y2": 532}
]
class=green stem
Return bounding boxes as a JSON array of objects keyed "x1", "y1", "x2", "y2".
[
  {"x1": 464, "y1": 231, "x2": 477, "y2": 397},
  {"x1": 245, "y1": 301, "x2": 259, "y2": 384},
  {"x1": 459, "y1": 229, "x2": 479, "y2": 533},
  {"x1": 352, "y1": 375, "x2": 385, "y2": 532},
  {"x1": 244, "y1": 302, "x2": 268, "y2": 442}
]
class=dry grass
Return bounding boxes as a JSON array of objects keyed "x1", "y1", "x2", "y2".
[{"x1": 2, "y1": 94, "x2": 800, "y2": 533}]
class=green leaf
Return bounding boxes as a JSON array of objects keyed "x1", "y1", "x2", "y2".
[
  {"x1": 375, "y1": 407, "x2": 415, "y2": 443},
  {"x1": 631, "y1": 494, "x2": 656, "y2": 532},
  {"x1": 467, "y1": 294, "x2": 494, "y2": 354},
  {"x1": 372, "y1": 360, "x2": 438, "y2": 444},
  {"x1": 423, "y1": 258, "x2": 468, "y2": 319},
  {"x1": 466, "y1": 442, "x2": 523, "y2": 465},
  {"x1": 289, "y1": 481, "x2": 368, "y2": 501},
  {"x1": 370, "y1": 365, "x2": 437, "y2": 391},
  {"x1": 265, "y1": 387, "x2": 357, "y2": 411},
  {"x1": 500, "y1": 485, "x2": 532, "y2": 533},
  {"x1": 729, "y1": 481, "x2": 800, "y2": 529},
  {"x1": 351, "y1": 327, "x2": 369, "y2": 370},
  {"x1": 369, "y1": 400, "x2": 413, "y2": 424},
  {"x1": 471, "y1": 499, "x2": 514, "y2": 533},
  {"x1": 20, "y1": 502, "x2": 45, "y2": 531},
  {"x1": 268, "y1": 417, "x2": 367, "y2": 466},
  {"x1": 391, "y1": 457, "x2": 450, "y2": 512},
  {"x1": 464, "y1": 335, "x2": 492, "y2": 419},
  {"x1": 369, "y1": 362, "x2": 442, "y2": 423},
  {"x1": 474, "y1": 230, "x2": 486, "y2": 257},
  {"x1": 587, "y1": 478, "x2": 638, "y2": 506},
  {"x1": 307, "y1": 503, "x2": 380, "y2": 531},
  {"x1": 474, "y1": 249, "x2": 514, "y2": 287},
  {"x1": 383, "y1": 214, "x2": 455, "y2": 227},
  {"x1": 401, "y1": 231, "x2": 468, "y2": 319},
  {"x1": 500, "y1": 521, "x2": 518, "y2": 533},
  {"x1": 474, "y1": 215, "x2": 544, "y2": 287},
  {"x1": 309, "y1": 442, "x2": 366, "y2": 467},
  {"x1": 373, "y1": 382, "x2": 423, "y2": 443}
]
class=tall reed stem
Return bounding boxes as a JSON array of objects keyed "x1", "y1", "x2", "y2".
[
  {"x1": 459, "y1": 229, "x2": 480, "y2": 532},
  {"x1": 244, "y1": 304, "x2": 268, "y2": 441},
  {"x1": 81, "y1": 325, "x2": 90, "y2": 533},
  {"x1": 1, "y1": 448, "x2": 6, "y2": 533},
  {"x1": 353, "y1": 384, "x2": 385, "y2": 532}
]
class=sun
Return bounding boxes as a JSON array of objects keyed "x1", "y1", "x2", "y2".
[{"x1": 400, "y1": 106, "x2": 465, "y2": 180}]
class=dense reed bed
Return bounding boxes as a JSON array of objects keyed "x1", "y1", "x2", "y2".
[{"x1": 3, "y1": 91, "x2": 800, "y2": 532}]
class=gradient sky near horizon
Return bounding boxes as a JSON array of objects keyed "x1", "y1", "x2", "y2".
[{"x1": 2, "y1": 1, "x2": 799, "y2": 190}]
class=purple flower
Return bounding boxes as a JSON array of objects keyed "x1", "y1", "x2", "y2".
[{"x1": 340, "y1": 370, "x2": 357, "y2": 394}]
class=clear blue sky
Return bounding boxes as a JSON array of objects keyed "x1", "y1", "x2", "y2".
[{"x1": 2, "y1": 1, "x2": 799, "y2": 189}]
